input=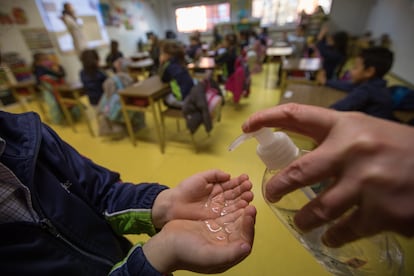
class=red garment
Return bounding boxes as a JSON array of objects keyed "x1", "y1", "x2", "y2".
[{"x1": 224, "y1": 57, "x2": 250, "y2": 103}]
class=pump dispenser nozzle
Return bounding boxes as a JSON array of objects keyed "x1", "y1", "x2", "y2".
[{"x1": 229, "y1": 128, "x2": 299, "y2": 170}]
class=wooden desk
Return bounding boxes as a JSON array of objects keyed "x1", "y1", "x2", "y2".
[
  {"x1": 394, "y1": 110, "x2": 414, "y2": 123},
  {"x1": 130, "y1": 51, "x2": 150, "y2": 62},
  {"x1": 206, "y1": 50, "x2": 216, "y2": 57},
  {"x1": 265, "y1": 46, "x2": 293, "y2": 87},
  {"x1": 280, "y1": 58, "x2": 322, "y2": 91},
  {"x1": 8, "y1": 79, "x2": 47, "y2": 119},
  {"x1": 279, "y1": 83, "x2": 345, "y2": 107},
  {"x1": 266, "y1": 46, "x2": 293, "y2": 57},
  {"x1": 187, "y1": 57, "x2": 216, "y2": 70},
  {"x1": 188, "y1": 57, "x2": 216, "y2": 80},
  {"x1": 280, "y1": 83, "x2": 414, "y2": 123},
  {"x1": 119, "y1": 76, "x2": 170, "y2": 152},
  {"x1": 127, "y1": 58, "x2": 154, "y2": 81},
  {"x1": 56, "y1": 82, "x2": 95, "y2": 136}
]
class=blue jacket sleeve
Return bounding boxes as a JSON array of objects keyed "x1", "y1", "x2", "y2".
[
  {"x1": 326, "y1": 80, "x2": 355, "y2": 93},
  {"x1": 40, "y1": 124, "x2": 169, "y2": 236},
  {"x1": 316, "y1": 39, "x2": 340, "y2": 61},
  {"x1": 330, "y1": 86, "x2": 370, "y2": 111},
  {"x1": 109, "y1": 245, "x2": 163, "y2": 276}
]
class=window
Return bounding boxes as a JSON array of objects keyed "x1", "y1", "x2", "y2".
[
  {"x1": 175, "y1": 3, "x2": 230, "y2": 33},
  {"x1": 252, "y1": 0, "x2": 332, "y2": 26}
]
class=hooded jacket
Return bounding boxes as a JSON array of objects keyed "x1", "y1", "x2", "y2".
[
  {"x1": 328, "y1": 78, "x2": 397, "y2": 121},
  {"x1": 0, "y1": 111, "x2": 167, "y2": 275}
]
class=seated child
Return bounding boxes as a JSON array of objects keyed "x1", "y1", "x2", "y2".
[
  {"x1": 186, "y1": 35, "x2": 202, "y2": 61},
  {"x1": 80, "y1": 49, "x2": 107, "y2": 106},
  {"x1": 287, "y1": 24, "x2": 307, "y2": 58},
  {"x1": 159, "y1": 40, "x2": 194, "y2": 109},
  {"x1": 148, "y1": 33, "x2": 161, "y2": 73},
  {"x1": 105, "y1": 40, "x2": 124, "y2": 71},
  {"x1": 97, "y1": 58, "x2": 145, "y2": 138},
  {"x1": 215, "y1": 33, "x2": 238, "y2": 81},
  {"x1": 32, "y1": 52, "x2": 76, "y2": 124},
  {"x1": 318, "y1": 47, "x2": 396, "y2": 121},
  {"x1": 33, "y1": 52, "x2": 66, "y2": 85},
  {"x1": 316, "y1": 25, "x2": 348, "y2": 80}
]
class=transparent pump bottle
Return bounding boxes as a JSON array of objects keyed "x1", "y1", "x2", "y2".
[{"x1": 229, "y1": 128, "x2": 404, "y2": 276}]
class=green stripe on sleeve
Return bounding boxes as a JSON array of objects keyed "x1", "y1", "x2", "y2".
[{"x1": 105, "y1": 209, "x2": 157, "y2": 236}]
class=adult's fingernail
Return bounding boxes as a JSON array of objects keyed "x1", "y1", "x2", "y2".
[
  {"x1": 266, "y1": 193, "x2": 281, "y2": 203},
  {"x1": 294, "y1": 211, "x2": 319, "y2": 232},
  {"x1": 240, "y1": 243, "x2": 251, "y2": 253},
  {"x1": 241, "y1": 121, "x2": 249, "y2": 131},
  {"x1": 322, "y1": 232, "x2": 341, "y2": 248}
]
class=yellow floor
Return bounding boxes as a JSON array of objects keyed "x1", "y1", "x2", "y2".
[{"x1": 4, "y1": 65, "x2": 413, "y2": 275}]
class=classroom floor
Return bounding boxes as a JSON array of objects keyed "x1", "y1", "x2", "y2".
[{"x1": 4, "y1": 64, "x2": 413, "y2": 275}]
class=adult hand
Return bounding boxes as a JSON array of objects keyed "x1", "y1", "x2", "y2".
[
  {"x1": 152, "y1": 170, "x2": 254, "y2": 229},
  {"x1": 143, "y1": 205, "x2": 256, "y2": 274},
  {"x1": 242, "y1": 103, "x2": 414, "y2": 247}
]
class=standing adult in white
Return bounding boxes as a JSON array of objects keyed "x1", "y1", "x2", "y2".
[{"x1": 61, "y1": 2, "x2": 87, "y2": 56}]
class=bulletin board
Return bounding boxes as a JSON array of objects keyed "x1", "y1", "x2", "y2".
[{"x1": 20, "y1": 27, "x2": 54, "y2": 51}]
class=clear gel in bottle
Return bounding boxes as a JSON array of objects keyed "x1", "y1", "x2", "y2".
[{"x1": 229, "y1": 128, "x2": 404, "y2": 276}]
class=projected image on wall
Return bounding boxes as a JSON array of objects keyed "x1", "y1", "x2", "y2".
[{"x1": 36, "y1": 0, "x2": 109, "y2": 54}]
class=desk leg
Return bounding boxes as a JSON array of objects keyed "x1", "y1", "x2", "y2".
[
  {"x1": 120, "y1": 96, "x2": 136, "y2": 146},
  {"x1": 265, "y1": 55, "x2": 270, "y2": 87},
  {"x1": 30, "y1": 86, "x2": 50, "y2": 122},
  {"x1": 280, "y1": 69, "x2": 287, "y2": 93},
  {"x1": 11, "y1": 88, "x2": 28, "y2": 112},
  {"x1": 59, "y1": 98, "x2": 77, "y2": 133},
  {"x1": 75, "y1": 92, "x2": 95, "y2": 137},
  {"x1": 150, "y1": 98, "x2": 164, "y2": 154}
]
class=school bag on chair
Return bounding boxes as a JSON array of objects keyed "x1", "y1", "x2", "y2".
[
  {"x1": 97, "y1": 74, "x2": 145, "y2": 136},
  {"x1": 204, "y1": 78, "x2": 223, "y2": 122},
  {"x1": 389, "y1": 85, "x2": 414, "y2": 111}
]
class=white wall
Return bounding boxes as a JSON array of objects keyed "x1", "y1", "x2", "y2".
[
  {"x1": 0, "y1": 0, "x2": 96, "y2": 83},
  {"x1": 328, "y1": 0, "x2": 375, "y2": 34},
  {"x1": 365, "y1": 0, "x2": 414, "y2": 84},
  {"x1": 0, "y1": 0, "x2": 45, "y2": 65},
  {"x1": 102, "y1": 0, "x2": 163, "y2": 56}
]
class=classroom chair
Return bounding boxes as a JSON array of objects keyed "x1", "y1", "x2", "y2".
[
  {"x1": 160, "y1": 80, "x2": 223, "y2": 152},
  {"x1": 55, "y1": 83, "x2": 95, "y2": 137}
]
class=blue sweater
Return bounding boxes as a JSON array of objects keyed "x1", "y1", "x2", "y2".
[
  {"x1": 316, "y1": 38, "x2": 345, "y2": 80},
  {"x1": 328, "y1": 78, "x2": 396, "y2": 121},
  {"x1": 33, "y1": 64, "x2": 66, "y2": 85},
  {"x1": 161, "y1": 58, "x2": 193, "y2": 100},
  {"x1": 0, "y1": 111, "x2": 168, "y2": 275},
  {"x1": 80, "y1": 70, "x2": 107, "y2": 105}
]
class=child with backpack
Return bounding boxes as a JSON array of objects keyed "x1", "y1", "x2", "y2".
[{"x1": 97, "y1": 58, "x2": 145, "y2": 137}]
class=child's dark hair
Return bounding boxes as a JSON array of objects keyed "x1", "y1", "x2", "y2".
[
  {"x1": 224, "y1": 33, "x2": 238, "y2": 48},
  {"x1": 62, "y1": 2, "x2": 71, "y2": 16},
  {"x1": 32, "y1": 52, "x2": 45, "y2": 71},
  {"x1": 80, "y1": 49, "x2": 100, "y2": 77},
  {"x1": 110, "y1": 40, "x2": 119, "y2": 47},
  {"x1": 298, "y1": 24, "x2": 307, "y2": 33},
  {"x1": 359, "y1": 47, "x2": 394, "y2": 78},
  {"x1": 161, "y1": 39, "x2": 186, "y2": 66},
  {"x1": 33, "y1": 52, "x2": 45, "y2": 63}
]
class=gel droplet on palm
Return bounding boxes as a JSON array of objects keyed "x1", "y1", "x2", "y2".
[
  {"x1": 204, "y1": 192, "x2": 231, "y2": 216},
  {"x1": 204, "y1": 220, "x2": 228, "y2": 241}
]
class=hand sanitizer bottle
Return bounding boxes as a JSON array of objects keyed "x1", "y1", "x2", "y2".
[{"x1": 229, "y1": 128, "x2": 404, "y2": 276}]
